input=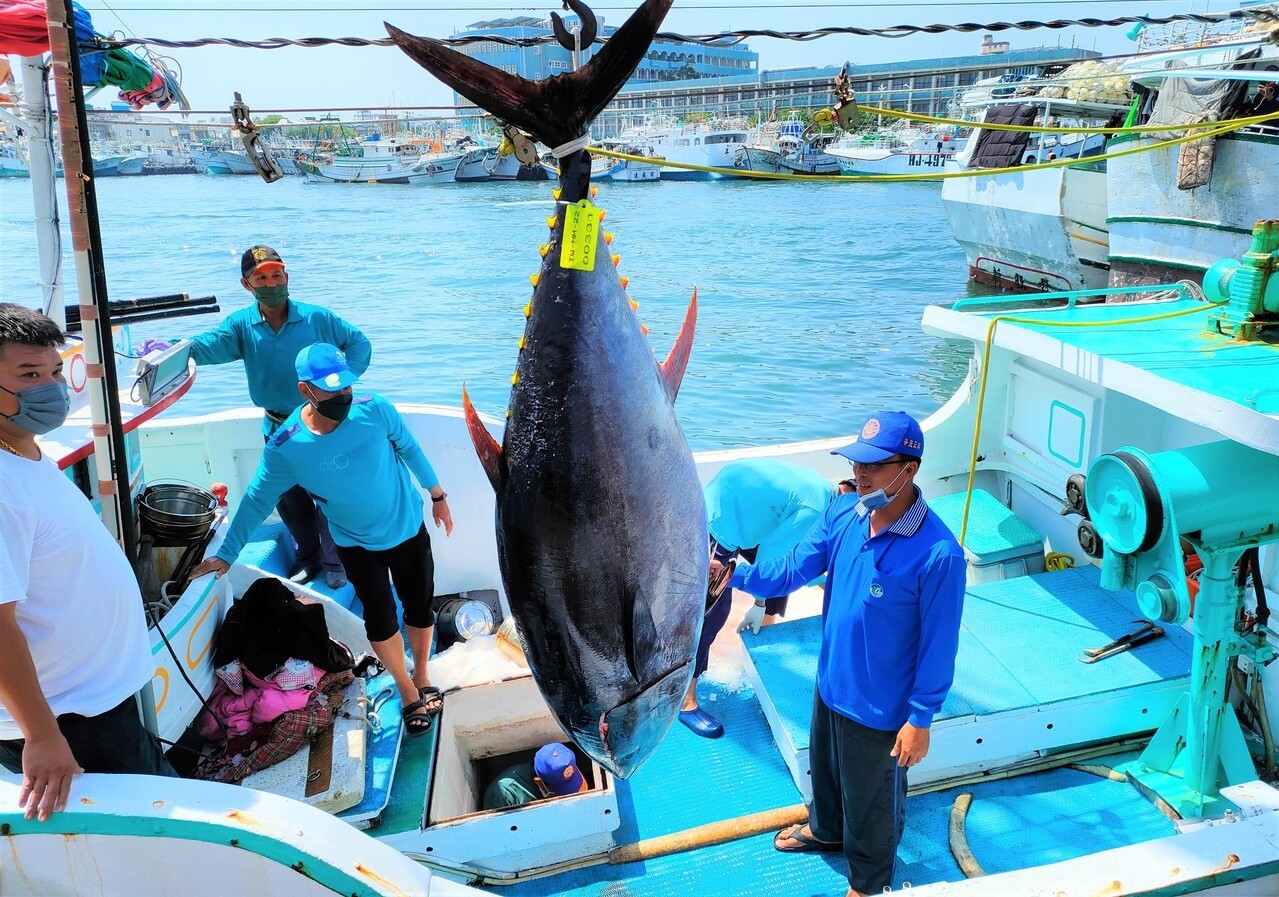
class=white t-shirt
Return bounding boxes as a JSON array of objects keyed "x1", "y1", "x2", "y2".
[{"x1": 0, "y1": 451, "x2": 153, "y2": 740}]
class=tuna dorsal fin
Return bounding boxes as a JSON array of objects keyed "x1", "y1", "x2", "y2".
[
  {"x1": 462, "y1": 386, "x2": 502, "y2": 493},
  {"x1": 386, "y1": 0, "x2": 674, "y2": 150},
  {"x1": 659, "y1": 288, "x2": 697, "y2": 403}
]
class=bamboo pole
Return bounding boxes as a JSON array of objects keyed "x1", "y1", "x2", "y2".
[{"x1": 45, "y1": 0, "x2": 137, "y2": 561}]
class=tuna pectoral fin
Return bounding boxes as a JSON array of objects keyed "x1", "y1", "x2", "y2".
[
  {"x1": 623, "y1": 584, "x2": 669, "y2": 686},
  {"x1": 386, "y1": 0, "x2": 673, "y2": 150},
  {"x1": 462, "y1": 386, "x2": 502, "y2": 492},
  {"x1": 658, "y1": 288, "x2": 697, "y2": 402}
]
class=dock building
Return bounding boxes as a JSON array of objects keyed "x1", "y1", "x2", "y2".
[{"x1": 449, "y1": 23, "x2": 1099, "y2": 133}]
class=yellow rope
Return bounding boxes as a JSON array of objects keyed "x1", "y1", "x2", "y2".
[
  {"x1": 956, "y1": 299, "x2": 1226, "y2": 547},
  {"x1": 591, "y1": 116, "x2": 1246, "y2": 183},
  {"x1": 856, "y1": 103, "x2": 1279, "y2": 136}
]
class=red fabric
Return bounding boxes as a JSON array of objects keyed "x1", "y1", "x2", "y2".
[{"x1": 0, "y1": 1, "x2": 50, "y2": 57}]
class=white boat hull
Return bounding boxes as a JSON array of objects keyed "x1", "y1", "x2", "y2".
[
  {"x1": 1107, "y1": 131, "x2": 1275, "y2": 286},
  {"x1": 828, "y1": 146, "x2": 957, "y2": 176},
  {"x1": 942, "y1": 164, "x2": 1110, "y2": 291}
]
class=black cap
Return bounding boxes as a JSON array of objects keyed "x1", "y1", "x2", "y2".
[{"x1": 241, "y1": 245, "x2": 285, "y2": 278}]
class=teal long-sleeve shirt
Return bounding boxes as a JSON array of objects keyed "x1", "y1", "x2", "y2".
[
  {"x1": 189, "y1": 299, "x2": 372, "y2": 422},
  {"x1": 705, "y1": 458, "x2": 834, "y2": 562},
  {"x1": 216, "y1": 394, "x2": 438, "y2": 564},
  {"x1": 729, "y1": 490, "x2": 966, "y2": 730}
]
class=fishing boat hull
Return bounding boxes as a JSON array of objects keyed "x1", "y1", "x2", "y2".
[
  {"x1": 193, "y1": 149, "x2": 259, "y2": 176},
  {"x1": 733, "y1": 145, "x2": 840, "y2": 176},
  {"x1": 828, "y1": 146, "x2": 956, "y2": 176},
  {"x1": 308, "y1": 152, "x2": 465, "y2": 185},
  {"x1": 942, "y1": 163, "x2": 1109, "y2": 292},
  {"x1": 1107, "y1": 130, "x2": 1276, "y2": 286},
  {"x1": 0, "y1": 155, "x2": 30, "y2": 177},
  {"x1": 605, "y1": 157, "x2": 661, "y2": 181}
]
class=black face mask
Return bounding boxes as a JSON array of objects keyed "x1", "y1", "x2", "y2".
[{"x1": 310, "y1": 389, "x2": 353, "y2": 423}]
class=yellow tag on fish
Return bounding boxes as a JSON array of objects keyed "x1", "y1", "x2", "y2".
[{"x1": 559, "y1": 199, "x2": 601, "y2": 272}]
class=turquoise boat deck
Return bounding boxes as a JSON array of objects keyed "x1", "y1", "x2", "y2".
[
  {"x1": 749, "y1": 565, "x2": 1194, "y2": 759},
  {"x1": 235, "y1": 525, "x2": 1188, "y2": 895},
  {"x1": 926, "y1": 295, "x2": 1279, "y2": 448}
]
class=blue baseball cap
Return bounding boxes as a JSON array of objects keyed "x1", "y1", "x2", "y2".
[
  {"x1": 831, "y1": 411, "x2": 924, "y2": 464},
  {"x1": 295, "y1": 343, "x2": 359, "y2": 391},
  {"x1": 533, "y1": 743, "x2": 587, "y2": 796}
]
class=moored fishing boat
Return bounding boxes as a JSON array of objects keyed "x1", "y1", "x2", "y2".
[
  {"x1": 1106, "y1": 22, "x2": 1279, "y2": 286},
  {"x1": 732, "y1": 116, "x2": 840, "y2": 177},
  {"x1": 644, "y1": 117, "x2": 751, "y2": 181}
]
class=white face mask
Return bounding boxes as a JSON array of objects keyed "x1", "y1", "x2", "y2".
[{"x1": 854, "y1": 461, "x2": 913, "y2": 517}]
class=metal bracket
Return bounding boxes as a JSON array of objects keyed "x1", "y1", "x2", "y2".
[
  {"x1": 501, "y1": 123, "x2": 540, "y2": 167},
  {"x1": 832, "y1": 65, "x2": 860, "y2": 132},
  {"x1": 551, "y1": 0, "x2": 598, "y2": 52},
  {"x1": 230, "y1": 92, "x2": 284, "y2": 184}
]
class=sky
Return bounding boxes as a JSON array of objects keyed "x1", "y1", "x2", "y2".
[{"x1": 72, "y1": 0, "x2": 1228, "y2": 115}]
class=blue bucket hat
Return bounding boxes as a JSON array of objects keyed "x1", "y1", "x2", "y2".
[
  {"x1": 533, "y1": 743, "x2": 586, "y2": 796},
  {"x1": 295, "y1": 343, "x2": 359, "y2": 391},
  {"x1": 831, "y1": 411, "x2": 924, "y2": 464}
]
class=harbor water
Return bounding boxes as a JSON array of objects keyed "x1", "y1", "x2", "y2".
[{"x1": 0, "y1": 174, "x2": 976, "y2": 449}]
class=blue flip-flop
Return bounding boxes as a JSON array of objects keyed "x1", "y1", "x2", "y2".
[{"x1": 678, "y1": 707, "x2": 724, "y2": 739}]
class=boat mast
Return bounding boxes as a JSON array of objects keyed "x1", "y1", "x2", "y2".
[
  {"x1": 18, "y1": 54, "x2": 64, "y2": 329},
  {"x1": 44, "y1": 0, "x2": 138, "y2": 562}
]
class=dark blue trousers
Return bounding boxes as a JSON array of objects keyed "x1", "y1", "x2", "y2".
[
  {"x1": 0, "y1": 695, "x2": 176, "y2": 777},
  {"x1": 808, "y1": 689, "x2": 906, "y2": 894},
  {"x1": 277, "y1": 483, "x2": 343, "y2": 574}
]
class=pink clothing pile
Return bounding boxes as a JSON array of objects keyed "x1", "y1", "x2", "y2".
[{"x1": 197, "y1": 658, "x2": 325, "y2": 741}]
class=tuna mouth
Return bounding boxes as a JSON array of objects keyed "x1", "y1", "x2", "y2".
[{"x1": 597, "y1": 662, "x2": 692, "y2": 778}]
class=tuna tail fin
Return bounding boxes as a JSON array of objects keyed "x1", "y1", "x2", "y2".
[
  {"x1": 462, "y1": 386, "x2": 503, "y2": 492},
  {"x1": 386, "y1": 0, "x2": 674, "y2": 149},
  {"x1": 659, "y1": 288, "x2": 697, "y2": 402}
]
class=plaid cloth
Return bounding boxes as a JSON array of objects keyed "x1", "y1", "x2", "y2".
[{"x1": 193, "y1": 670, "x2": 354, "y2": 784}]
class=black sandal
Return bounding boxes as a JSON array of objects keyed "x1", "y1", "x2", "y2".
[
  {"x1": 418, "y1": 685, "x2": 443, "y2": 719},
  {"x1": 401, "y1": 698, "x2": 434, "y2": 737}
]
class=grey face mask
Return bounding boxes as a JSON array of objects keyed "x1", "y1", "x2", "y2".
[{"x1": 1, "y1": 381, "x2": 71, "y2": 435}]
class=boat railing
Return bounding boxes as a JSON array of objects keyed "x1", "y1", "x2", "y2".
[{"x1": 950, "y1": 281, "x2": 1198, "y2": 313}]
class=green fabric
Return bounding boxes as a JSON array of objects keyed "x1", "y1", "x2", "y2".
[{"x1": 482, "y1": 762, "x2": 540, "y2": 810}]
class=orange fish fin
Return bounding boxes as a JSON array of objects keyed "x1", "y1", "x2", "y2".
[
  {"x1": 658, "y1": 287, "x2": 697, "y2": 403},
  {"x1": 462, "y1": 385, "x2": 503, "y2": 492}
]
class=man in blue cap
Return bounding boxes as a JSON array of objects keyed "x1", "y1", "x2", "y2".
[
  {"x1": 482, "y1": 742, "x2": 589, "y2": 810},
  {"x1": 726, "y1": 412, "x2": 965, "y2": 897},
  {"x1": 190, "y1": 245, "x2": 372, "y2": 589},
  {"x1": 190, "y1": 343, "x2": 453, "y2": 738}
]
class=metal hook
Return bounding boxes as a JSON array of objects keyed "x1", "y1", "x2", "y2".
[
  {"x1": 230, "y1": 92, "x2": 284, "y2": 184},
  {"x1": 551, "y1": 0, "x2": 598, "y2": 52}
]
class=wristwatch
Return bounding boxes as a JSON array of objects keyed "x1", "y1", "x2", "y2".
[{"x1": 432, "y1": 491, "x2": 448, "y2": 503}]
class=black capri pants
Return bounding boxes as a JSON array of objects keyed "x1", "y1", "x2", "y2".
[{"x1": 335, "y1": 524, "x2": 436, "y2": 642}]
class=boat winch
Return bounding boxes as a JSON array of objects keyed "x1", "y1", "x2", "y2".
[
  {"x1": 1084, "y1": 441, "x2": 1279, "y2": 817},
  {"x1": 1204, "y1": 219, "x2": 1279, "y2": 341}
]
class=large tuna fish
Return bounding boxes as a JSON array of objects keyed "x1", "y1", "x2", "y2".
[{"x1": 388, "y1": 0, "x2": 707, "y2": 778}]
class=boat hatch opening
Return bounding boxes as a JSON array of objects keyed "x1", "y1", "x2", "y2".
[{"x1": 420, "y1": 675, "x2": 618, "y2": 876}]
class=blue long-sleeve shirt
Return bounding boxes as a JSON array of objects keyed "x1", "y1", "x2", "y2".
[
  {"x1": 705, "y1": 458, "x2": 834, "y2": 562},
  {"x1": 730, "y1": 489, "x2": 966, "y2": 730},
  {"x1": 190, "y1": 299, "x2": 371, "y2": 426},
  {"x1": 216, "y1": 394, "x2": 438, "y2": 563}
]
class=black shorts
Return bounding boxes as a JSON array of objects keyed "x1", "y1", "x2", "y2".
[{"x1": 335, "y1": 524, "x2": 436, "y2": 642}]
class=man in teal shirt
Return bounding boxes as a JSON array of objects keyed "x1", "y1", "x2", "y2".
[
  {"x1": 189, "y1": 245, "x2": 372, "y2": 589},
  {"x1": 681, "y1": 458, "x2": 846, "y2": 739},
  {"x1": 191, "y1": 343, "x2": 452, "y2": 738}
]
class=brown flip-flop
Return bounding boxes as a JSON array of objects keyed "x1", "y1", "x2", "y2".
[{"x1": 773, "y1": 823, "x2": 843, "y2": 853}]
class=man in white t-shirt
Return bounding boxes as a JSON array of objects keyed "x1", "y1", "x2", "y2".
[{"x1": 0, "y1": 303, "x2": 173, "y2": 822}]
